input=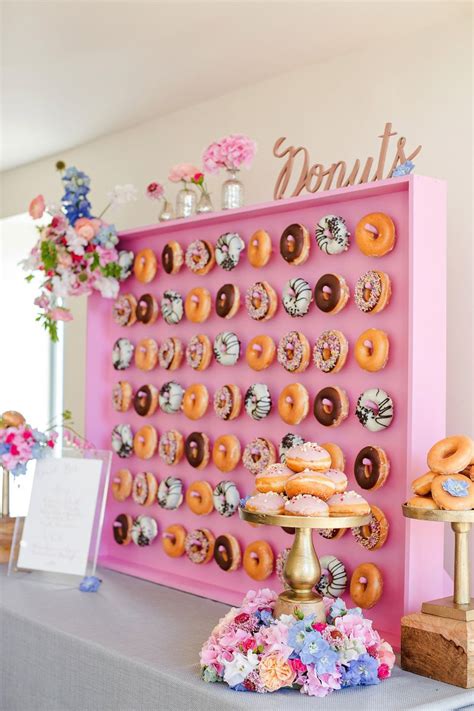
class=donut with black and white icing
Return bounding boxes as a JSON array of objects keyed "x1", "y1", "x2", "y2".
[
  {"x1": 111, "y1": 424, "x2": 133, "y2": 458},
  {"x1": 243, "y1": 437, "x2": 276, "y2": 474},
  {"x1": 279, "y1": 432, "x2": 304, "y2": 463},
  {"x1": 157, "y1": 476, "x2": 183, "y2": 510},
  {"x1": 316, "y1": 555, "x2": 347, "y2": 598},
  {"x1": 282, "y1": 278, "x2": 312, "y2": 317},
  {"x1": 355, "y1": 388, "x2": 394, "y2": 432},
  {"x1": 315, "y1": 215, "x2": 350, "y2": 254},
  {"x1": 159, "y1": 381, "x2": 184, "y2": 414},
  {"x1": 161, "y1": 290, "x2": 184, "y2": 325},
  {"x1": 212, "y1": 480, "x2": 240, "y2": 517},
  {"x1": 244, "y1": 383, "x2": 272, "y2": 420},
  {"x1": 112, "y1": 338, "x2": 134, "y2": 370},
  {"x1": 215, "y1": 232, "x2": 245, "y2": 271},
  {"x1": 131, "y1": 515, "x2": 158, "y2": 546},
  {"x1": 213, "y1": 331, "x2": 241, "y2": 366}
]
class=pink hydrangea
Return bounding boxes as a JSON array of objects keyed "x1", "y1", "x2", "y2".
[
  {"x1": 241, "y1": 588, "x2": 277, "y2": 614},
  {"x1": 202, "y1": 134, "x2": 257, "y2": 174},
  {"x1": 303, "y1": 667, "x2": 342, "y2": 697},
  {"x1": 254, "y1": 621, "x2": 292, "y2": 659}
]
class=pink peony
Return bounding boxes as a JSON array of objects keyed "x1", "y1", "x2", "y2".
[
  {"x1": 29, "y1": 195, "x2": 46, "y2": 219},
  {"x1": 168, "y1": 163, "x2": 200, "y2": 183},
  {"x1": 259, "y1": 653, "x2": 296, "y2": 692},
  {"x1": 375, "y1": 640, "x2": 396, "y2": 669}
]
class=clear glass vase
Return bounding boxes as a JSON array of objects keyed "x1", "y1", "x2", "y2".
[
  {"x1": 159, "y1": 199, "x2": 174, "y2": 222},
  {"x1": 196, "y1": 191, "x2": 213, "y2": 214},
  {"x1": 176, "y1": 186, "x2": 197, "y2": 218},
  {"x1": 221, "y1": 168, "x2": 244, "y2": 210}
]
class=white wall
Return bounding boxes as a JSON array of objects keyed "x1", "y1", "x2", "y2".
[{"x1": 1, "y1": 17, "x2": 472, "y2": 441}]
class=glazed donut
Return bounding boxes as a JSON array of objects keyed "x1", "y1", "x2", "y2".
[
  {"x1": 355, "y1": 328, "x2": 389, "y2": 372},
  {"x1": 354, "y1": 270, "x2": 391, "y2": 313},
  {"x1": 215, "y1": 232, "x2": 245, "y2": 271},
  {"x1": 406, "y1": 495, "x2": 438, "y2": 510},
  {"x1": 317, "y1": 555, "x2": 348, "y2": 598},
  {"x1": 131, "y1": 515, "x2": 158, "y2": 546},
  {"x1": 162, "y1": 524, "x2": 186, "y2": 557},
  {"x1": 157, "y1": 476, "x2": 183, "y2": 510},
  {"x1": 256, "y1": 463, "x2": 292, "y2": 494},
  {"x1": 278, "y1": 383, "x2": 309, "y2": 425},
  {"x1": 186, "y1": 335, "x2": 212, "y2": 371},
  {"x1": 212, "y1": 435, "x2": 241, "y2": 472},
  {"x1": 431, "y1": 474, "x2": 474, "y2": 510},
  {"x1": 245, "y1": 383, "x2": 272, "y2": 421},
  {"x1": 213, "y1": 384, "x2": 242, "y2": 420},
  {"x1": 284, "y1": 494, "x2": 329, "y2": 516},
  {"x1": 314, "y1": 387, "x2": 349, "y2": 427},
  {"x1": 215, "y1": 284, "x2": 240, "y2": 319},
  {"x1": 186, "y1": 481, "x2": 214, "y2": 515},
  {"x1": 355, "y1": 212, "x2": 396, "y2": 257},
  {"x1": 212, "y1": 480, "x2": 240, "y2": 517},
  {"x1": 315, "y1": 215, "x2": 350, "y2": 254},
  {"x1": 158, "y1": 337, "x2": 183, "y2": 370},
  {"x1": 324, "y1": 469, "x2": 348, "y2": 494},
  {"x1": 412, "y1": 471, "x2": 437, "y2": 496},
  {"x1": 355, "y1": 388, "x2": 394, "y2": 432},
  {"x1": 245, "y1": 281, "x2": 278, "y2": 321},
  {"x1": 133, "y1": 385, "x2": 158, "y2": 416},
  {"x1": 158, "y1": 430, "x2": 184, "y2": 466},
  {"x1": 314, "y1": 274, "x2": 350, "y2": 314},
  {"x1": 248, "y1": 229, "x2": 272, "y2": 268},
  {"x1": 161, "y1": 290, "x2": 184, "y2": 325},
  {"x1": 184, "y1": 528, "x2": 215, "y2": 564},
  {"x1": 213, "y1": 331, "x2": 241, "y2": 366},
  {"x1": 185, "y1": 432, "x2": 210, "y2": 469},
  {"x1": 185, "y1": 240, "x2": 215, "y2": 275},
  {"x1": 328, "y1": 491, "x2": 370, "y2": 516},
  {"x1": 112, "y1": 381, "x2": 133, "y2": 412},
  {"x1": 427, "y1": 435, "x2": 474, "y2": 475},
  {"x1": 133, "y1": 249, "x2": 157, "y2": 283},
  {"x1": 286, "y1": 471, "x2": 336, "y2": 500},
  {"x1": 282, "y1": 278, "x2": 312, "y2": 318},
  {"x1": 280, "y1": 223, "x2": 310, "y2": 265},
  {"x1": 313, "y1": 330, "x2": 348, "y2": 373},
  {"x1": 113, "y1": 514, "x2": 133, "y2": 545},
  {"x1": 112, "y1": 338, "x2": 134, "y2": 370},
  {"x1": 246, "y1": 335, "x2": 276, "y2": 371},
  {"x1": 162, "y1": 241, "x2": 184, "y2": 275},
  {"x1": 321, "y1": 442, "x2": 345, "y2": 471},
  {"x1": 136, "y1": 294, "x2": 159, "y2": 325},
  {"x1": 354, "y1": 446, "x2": 390, "y2": 491},
  {"x1": 159, "y1": 381, "x2": 184, "y2": 414},
  {"x1": 185, "y1": 287, "x2": 212, "y2": 323},
  {"x1": 351, "y1": 504, "x2": 389, "y2": 550},
  {"x1": 243, "y1": 437, "x2": 276, "y2": 475},
  {"x1": 111, "y1": 469, "x2": 133, "y2": 501},
  {"x1": 245, "y1": 492, "x2": 285, "y2": 515},
  {"x1": 279, "y1": 433, "x2": 304, "y2": 464},
  {"x1": 132, "y1": 472, "x2": 158, "y2": 506},
  {"x1": 182, "y1": 383, "x2": 209, "y2": 420},
  {"x1": 277, "y1": 331, "x2": 310, "y2": 373},
  {"x1": 350, "y1": 563, "x2": 383, "y2": 608},
  {"x1": 214, "y1": 534, "x2": 241, "y2": 571},
  {"x1": 133, "y1": 425, "x2": 158, "y2": 459},
  {"x1": 243, "y1": 541, "x2": 274, "y2": 580},
  {"x1": 285, "y1": 441, "x2": 331, "y2": 473},
  {"x1": 112, "y1": 294, "x2": 137, "y2": 326},
  {"x1": 135, "y1": 338, "x2": 158, "y2": 371},
  {"x1": 111, "y1": 424, "x2": 133, "y2": 458}
]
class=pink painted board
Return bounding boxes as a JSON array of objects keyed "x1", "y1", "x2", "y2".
[{"x1": 86, "y1": 174, "x2": 447, "y2": 648}]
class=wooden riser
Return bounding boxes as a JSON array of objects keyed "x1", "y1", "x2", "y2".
[{"x1": 0, "y1": 517, "x2": 15, "y2": 564}]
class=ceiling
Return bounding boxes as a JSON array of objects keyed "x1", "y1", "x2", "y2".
[{"x1": 1, "y1": 0, "x2": 469, "y2": 172}]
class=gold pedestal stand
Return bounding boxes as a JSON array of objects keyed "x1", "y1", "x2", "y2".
[
  {"x1": 239, "y1": 509, "x2": 370, "y2": 620},
  {"x1": 401, "y1": 505, "x2": 474, "y2": 688}
]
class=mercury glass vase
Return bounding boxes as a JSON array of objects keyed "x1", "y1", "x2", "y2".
[
  {"x1": 159, "y1": 199, "x2": 174, "y2": 222},
  {"x1": 176, "y1": 186, "x2": 197, "y2": 218},
  {"x1": 221, "y1": 168, "x2": 244, "y2": 210},
  {"x1": 196, "y1": 191, "x2": 213, "y2": 214}
]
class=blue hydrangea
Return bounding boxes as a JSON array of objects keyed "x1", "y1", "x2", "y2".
[
  {"x1": 442, "y1": 478, "x2": 469, "y2": 497},
  {"x1": 392, "y1": 160, "x2": 415, "y2": 177},
  {"x1": 93, "y1": 224, "x2": 119, "y2": 248},
  {"x1": 341, "y1": 654, "x2": 380, "y2": 687}
]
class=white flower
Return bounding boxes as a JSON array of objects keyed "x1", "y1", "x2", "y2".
[
  {"x1": 222, "y1": 651, "x2": 258, "y2": 687},
  {"x1": 279, "y1": 614, "x2": 298, "y2": 627},
  {"x1": 93, "y1": 275, "x2": 119, "y2": 299},
  {"x1": 118, "y1": 249, "x2": 134, "y2": 279},
  {"x1": 337, "y1": 638, "x2": 366, "y2": 664},
  {"x1": 65, "y1": 228, "x2": 87, "y2": 256},
  {"x1": 51, "y1": 271, "x2": 76, "y2": 297},
  {"x1": 20, "y1": 253, "x2": 40, "y2": 271},
  {"x1": 107, "y1": 184, "x2": 138, "y2": 206}
]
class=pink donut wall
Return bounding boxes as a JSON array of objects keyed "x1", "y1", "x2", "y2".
[{"x1": 86, "y1": 174, "x2": 447, "y2": 647}]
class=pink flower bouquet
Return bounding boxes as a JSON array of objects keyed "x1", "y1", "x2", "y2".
[
  {"x1": 0, "y1": 414, "x2": 57, "y2": 477},
  {"x1": 203, "y1": 134, "x2": 257, "y2": 174}
]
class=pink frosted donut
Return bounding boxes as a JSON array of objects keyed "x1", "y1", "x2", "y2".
[
  {"x1": 284, "y1": 495, "x2": 329, "y2": 517},
  {"x1": 328, "y1": 491, "x2": 370, "y2": 516},
  {"x1": 324, "y1": 469, "x2": 348, "y2": 494},
  {"x1": 285, "y1": 442, "x2": 332, "y2": 473},
  {"x1": 245, "y1": 492, "x2": 285, "y2": 515}
]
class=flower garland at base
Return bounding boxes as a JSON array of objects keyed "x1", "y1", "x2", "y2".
[{"x1": 200, "y1": 590, "x2": 394, "y2": 696}]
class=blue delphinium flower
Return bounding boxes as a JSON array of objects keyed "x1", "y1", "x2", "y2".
[
  {"x1": 61, "y1": 167, "x2": 92, "y2": 222},
  {"x1": 299, "y1": 631, "x2": 331, "y2": 666},
  {"x1": 314, "y1": 647, "x2": 339, "y2": 676},
  {"x1": 0, "y1": 443, "x2": 10, "y2": 455},
  {"x1": 392, "y1": 160, "x2": 415, "y2": 177},
  {"x1": 341, "y1": 654, "x2": 380, "y2": 687},
  {"x1": 62, "y1": 167, "x2": 91, "y2": 194},
  {"x1": 288, "y1": 617, "x2": 315, "y2": 651}
]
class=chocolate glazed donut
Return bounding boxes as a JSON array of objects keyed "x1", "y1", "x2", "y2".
[
  {"x1": 162, "y1": 243, "x2": 175, "y2": 274},
  {"x1": 314, "y1": 274, "x2": 342, "y2": 313},
  {"x1": 214, "y1": 535, "x2": 235, "y2": 571},
  {"x1": 113, "y1": 514, "x2": 131, "y2": 544},
  {"x1": 136, "y1": 294, "x2": 156, "y2": 324},
  {"x1": 314, "y1": 387, "x2": 344, "y2": 427},
  {"x1": 354, "y1": 446, "x2": 387, "y2": 490},
  {"x1": 185, "y1": 432, "x2": 206, "y2": 468},
  {"x1": 134, "y1": 386, "x2": 154, "y2": 416},
  {"x1": 280, "y1": 224, "x2": 306, "y2": 263},
  {"x1": 216, "y1": 284, "x2": 237, "y2": 318}
]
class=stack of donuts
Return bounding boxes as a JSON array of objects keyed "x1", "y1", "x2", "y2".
[{"x1": 408, "y1": 435, "x2": 474, "y2": 510}]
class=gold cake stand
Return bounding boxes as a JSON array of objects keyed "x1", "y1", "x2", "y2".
[{"x1": 239, "y1": 508, "x2": 370, "y2": 620}]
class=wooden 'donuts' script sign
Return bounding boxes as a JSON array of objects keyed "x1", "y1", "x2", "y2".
[{"x1": 273, "y1": 122, "x2": 422, "y2": 199}]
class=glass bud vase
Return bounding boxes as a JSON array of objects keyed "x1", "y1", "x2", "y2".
[
  {"x1": 176, "y1": 186, "x2": 197, "y2": 218},
  {"x1": 221, "y1": 168, "x2": 244, "y2": 210},
  {"x1": 196, "y1": 191, "x2": 213, "y2": 214},
  {"x1": 159, "y1": 199, "x2": 174, "y2": 222}
]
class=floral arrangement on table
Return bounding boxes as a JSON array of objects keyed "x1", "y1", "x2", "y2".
[
  {"x1": 0, "y1": 411, "x2": 57, "y2": 477},
  {"x1": 200, "y1": 589, "x2": 395, "y2": 697},
  {"x1": 202, "y1": 133, "x2": 257, "y2": 174},
  {"x1": 23, "y1": 163, "x2": 137, "y2": 341}
]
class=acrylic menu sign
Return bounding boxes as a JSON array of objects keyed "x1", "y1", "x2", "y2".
[{"x1": 17, "y1": 457, "x2": 102, "y2": 575}]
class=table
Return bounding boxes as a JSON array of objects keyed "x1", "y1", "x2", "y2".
[{"x1": 1, "y1": 567, "x2": 473, "y2": 711}]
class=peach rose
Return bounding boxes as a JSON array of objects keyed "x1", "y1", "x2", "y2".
[
  {"x1": 74, "y1": 218, "x2": 97, "y2": 241},
  {"x1": 29, "y1": 195, "x2": 45, "y2": 219},
  {"x1": 259, "y1": 653, "x2": 296, "y2": 692}
]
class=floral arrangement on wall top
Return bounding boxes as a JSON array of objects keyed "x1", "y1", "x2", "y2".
[
  {"x1": 202, "y1": 134, "x2": 257, "y2": 174},
  {"x1": 23, "y1": 163, "x2": 137, "y2": 341}
]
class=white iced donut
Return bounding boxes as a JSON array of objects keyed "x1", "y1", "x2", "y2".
[
  {"x1": 213, "y1": 331, "x2": 241, "y2": 366},
  {"x1": 316, "y1": 555, "x2": 347, "y2": 597},
  {"x1": 355, "y1": 388, "x2": 394, "y2": 432},
  {"x1": 245, "y1": 383, "x2": 272, "y2": 420},
  {"x1": 111, "y1": 424, "x2": 133, "y2": 458},
  {"x1": 212, "y1": 480, "x2": 240, "y2": 517},
  {"x1": 215, "y1": 232, "x2": 245, "y2": 271},
  {"x1": 159, "y1": 381, "x2": 184, "y2": 414},
  {"x1": 282, "y1": 277, "x2": 312, "y2": 317},
  {"x1": 112, "y1": 338, "x2": 134, "y2": 370},
  {"x1": 315, "y1": 215, "x2": 350, "y2": 254},
  {"x1": 161, "y1": 290, "x2": 184, "y2": 325},
  {"x1": 157, "y1": 476, "x2": 183, "y2": 510},
  {"x1": 131, "y1": 516, "x2": 158, "y2": 546}
]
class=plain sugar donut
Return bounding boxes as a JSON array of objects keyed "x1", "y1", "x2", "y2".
[
  {"x1": 162, "y1": 524, "x2": 186, "y2": 557},
  {"x1": 243, "y1": 540, "x2": 274, "y2": 580},
  {"x1": 134, "y1": 249, "x2": 157, "y2": 283},
  {"x1": 355, "y1": 328, "x2": 390, "y2": 372},
  {"x1": 246, "y1": 335, "x2": 276, "y2": 371},
  {"x1": 427, "y1": 435, "x2": 474, "y2": 474},
  {"x1": 278, "y1": 383, "x2": 309, "y2": 425},
  {"x1": 350, "y1": 562, "x2": 383, "y2": 608},
  {"x1": 355, "y1": 212, "x2": 396, "y2": 257}
]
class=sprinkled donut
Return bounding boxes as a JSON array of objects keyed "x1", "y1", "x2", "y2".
[
  {"x1": 243, "y1": 437, "x2": 276, "y2": 475},
  {"x1": 213, "y1": 384, "x2": 242, "y2": 420},
  {"x1": 158, "y1": 429, "x2": 184, "y2": 465},
  {"x1": 215, "y1": 232, "x2": 245, "y2": 270},
  {"x1": 111, "y1": 424, "x2": 133, "y2": 458},
  {"x1": 318, "y1": 527, "x2": 347, "y2": 541},
  {"x1": 354, "y1": 270, "x2": 391, "y2": 314},
  {"x1": 185, "y1": 240, "x2": 215, "y2": 275},
  {"x1": 213, "y1": 331, "x2": 241, "y2": 366},
  {"x1": 186, "y1": 334, "x2": 212, "y2": 371},
  {"x1": 282, "y1": 277, "x2": 312, "y2": 317},
  {"x1": 131, "y1": 515, "x2": 158, "y2": 546},
  {"x1": 212, "y1": 480, "x2": 241, "y2": 517},
  {"x1": 355, "y1": 388, "x2": 394, "y2": 432},
  {"x1": 184, "y1": 528, "x2": 215, "y2": 564},
  {"x1": 279, "y1": 433, "x2": 304, "y2": 464},
  {"x1": 316, "y1": 555, "x2": 347, "y2": 598},
  {"x1": 157, "y1": 476, "x2": 183, "y2": 510},
  {"x1": 245, "y1": 383, "x2": 272, "y2": 420},
  {"x1": 161, "y1": 290, "x2": 184, "y2": 325},
  {"x1": 159, "y1": 381, "x2": 184, "y2": 414},
  {"x1": 112, "y1": 338, "x2": 134, "y2": 370},
  {"x1": 245, "y1": 281, "x2": 278, "y2": 321},
  {"x1": 277, "y1": 331, "x2": 310, "y2": 373},
  {"x1": 315, "y1": 215, "x2": 350, "y2": 254},
  {"x1": 158, "y1": 337, "x2": 183, "y2": 370},
  {"x1": 351, "y1": 504, "x2": 389, "y2": 550},
  {"x1": 214, "y1": 534, "x2": 241, "y2": 572},
  {"x1": 112, "y1": 381, "x2": 133, "y2": 412},
  {"x1": 313, "y1": 330, "x2": 348, "y2": 373},
  {"x1": 112, "y1": 294, "x2": 137, "y2": 326},
  {"x1": 132, "y1": 472, "x2": 158, "y2": 506},
  {"x1": 215, "y1": 284, "x2": 240, "y2": 319}
]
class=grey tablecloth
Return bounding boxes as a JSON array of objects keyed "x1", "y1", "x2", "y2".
[{"x1": 1, "y1": 567, "x2": 473, "y2": 711}]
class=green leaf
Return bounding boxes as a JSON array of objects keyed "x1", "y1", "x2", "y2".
[
  {"x1": 102, "y1": 262, "x2": 121, "y2": 278},
  {"x1": 40, "y1": 240, "x2": 57, "y2": 271},
  {"x1": 25, "y1": 274, "x2": 34, "y2": 282}
]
